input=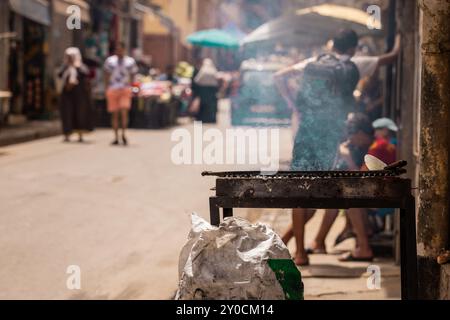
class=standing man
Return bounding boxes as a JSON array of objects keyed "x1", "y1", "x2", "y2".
[
  {"x1": 274, "y1": 29, "x2": 401, "y2": 266},
  {"x1": 104, "y1": 42, "x2": 138, "y2": 146},
  {"x1": 274, "y1": 29, "x2": 361, "y2": 266}
]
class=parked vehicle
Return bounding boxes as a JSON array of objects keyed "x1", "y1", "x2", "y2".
[{"x1": 230, "y1": 60, "x2": 292, "y2": 127}]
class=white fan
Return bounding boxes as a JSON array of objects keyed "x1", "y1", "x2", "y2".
[{"x1": 365, "y1": 154, "x2": 387, "y2": 171}]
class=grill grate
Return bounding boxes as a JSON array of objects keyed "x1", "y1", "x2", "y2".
[
  {"x1": 202, "y1": 161, "x2": 407, "y2": 179},
  {"x1": 203, "y1": 160, "x2": 418, "y2": 299},
  {"x1": 202, "y1": 170, "x2": 401, "y2": 179}
]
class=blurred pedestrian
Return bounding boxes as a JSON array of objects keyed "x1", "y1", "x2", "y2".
[
  {"x1": 357, "y1": 72, "x2": 384, "y2": 121},
  {"x1": 303, "y1": 115, "x2": 398, "y2": 262},
  {"x1": 275, "y1": 29, "x2": 402, "y2": 266},
  {"x1": 104, "y1": 42, "x2": 138, "y2": 146},
  {"x1": 354, "y1": 35, "x2": 401, "y2": 121},
  {"x1": 338, "y1": 115, "x2": 397, "y2": 262},
  {"x1": 373, "y1": 117, "x2": 399, "y2": 146},
  {"x1": 192, "y1": 58, "x2": 220, "y2": 124},
  {"x1": 275, "y1": 29, "x2": 361, "y2": 266},
  {"x1": 306, "y1": 114, "x2": 378, "y2": 258},
  {"x1": 57, "y1": 47, "x2": 94, "y2": 143}
]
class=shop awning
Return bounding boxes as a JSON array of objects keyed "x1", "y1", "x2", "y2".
[
  {"x1": 242, "y1": 4, "x2": 383, "y2": 48},
  {"x1": 9, "y1": 0, "x2": 51, "y2": 26},
  {"x1": 53, "y1": 0, "x2": 90, "y2": 23}
]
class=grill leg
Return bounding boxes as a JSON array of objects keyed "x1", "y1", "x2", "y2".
[
  {"x1": 223, "y1": 208, "x2": 233, "y2": 219},
  {"x1": 400, "y1": 196, "x2": 418, "y2": 300},
  {"x1": 210, "y1": 198, "x2": 221, "y2": 226}
]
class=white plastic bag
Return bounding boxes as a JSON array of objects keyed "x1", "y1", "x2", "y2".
[{"x1": 176, "y1": 214, "x2": 303, "y2": 300}]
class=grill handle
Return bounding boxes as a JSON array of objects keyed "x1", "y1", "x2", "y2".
[{"x1": 385, "y1": 160, "x2": 408, "y2": 171}]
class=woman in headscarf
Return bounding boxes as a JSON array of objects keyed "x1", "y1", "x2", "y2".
[
  {"x1": 192, "y1": 58, "x2": 220, "y2": 124},
  {"x1": 57, "y1": 47, "x2": 94, "y2": 142}
]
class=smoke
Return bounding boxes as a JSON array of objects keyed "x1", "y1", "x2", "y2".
[
  {"x1": 232, "y1": 67, "x2": 292, "y2": 128},
  {"x1": 291, "y1": 95, "x2": 348, "y2": 171},
  {"x1": 226, "y1": 0, "x2": 356, "y2": 171},
  {"x1": 219, "y1": 0, "x2": 287, "y2": 32}
]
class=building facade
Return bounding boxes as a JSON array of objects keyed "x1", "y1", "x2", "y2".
[
  {"x1": 142, "y1": 0, "x2": 221, "y2": 70},
  {"x1": 0, "y1": 0, "x2": 149, "y2": 125},
  {"x1": 141, "y1": 0, "x2": 293, "y2": 70},
  {"x1": 392, "y1": 0, "x2": 450, "y2": 299}
]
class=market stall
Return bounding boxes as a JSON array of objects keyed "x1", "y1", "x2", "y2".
[{"x1": 130, "y1": 80, "x2": 179, "y2": 129}]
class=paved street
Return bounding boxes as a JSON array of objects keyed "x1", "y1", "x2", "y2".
[
  {"x1": 0, "y1": 104, "x2": 286, "y2": 300},
  {"x1": 252, "y1": 209, "x2": 400, "y2": 300},
  {"x1": 0, "y1": 126, "x2": 209, "y2": 299},
  {"x1": 0, "y1": 104, "x2": 399, "y2": 300}
]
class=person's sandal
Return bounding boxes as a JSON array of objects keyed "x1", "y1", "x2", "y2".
[
  {"x1": 111, "y1": 140, "x2": 119, "y2": 146},
  {"x1": 338, "y1": 252, "x2": 374, "y2": 262},
  {"x1": 122, "y1": 136, "x2": 128, "y2": 146},
  {"x1": 334, "y1": 230, "x2": 356, "y2": 246}
]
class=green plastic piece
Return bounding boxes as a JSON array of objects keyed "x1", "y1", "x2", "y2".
[{"x1": 268, "y1": 259, "x2": 304, "y2": 300}]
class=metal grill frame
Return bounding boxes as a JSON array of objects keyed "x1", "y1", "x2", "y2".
[{"x1": 204, "y1": 171, "x2": 418, "y2": 300}]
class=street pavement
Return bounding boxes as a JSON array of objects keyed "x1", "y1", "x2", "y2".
[
  {"x1": 0, "y1": 102, "x2": 399, "y2": 300},
  {"x1": 0, "y1": 120, "x2": 61, "y2": 147},
  {"x1": 248, "y1": 209, "x2": 400, "y2": 300}
]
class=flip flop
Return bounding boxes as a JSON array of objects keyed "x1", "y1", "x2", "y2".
[
  {"x1": 305, "y1": 248, "x2": 327, "y2": 255},
  {"x1": 338, "y1": 253, "x2": 374, "y2": 263},
  {"x1": 335, "y1": 231, "x2": 356, "y2": 246}
]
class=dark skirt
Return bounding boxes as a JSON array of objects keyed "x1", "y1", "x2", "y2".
[
  {"x1": 195, "y1": 85, "x2": 219, "y2": 124},
  {"x1": 59, "y1": 81, "x2": 94, "y2": 135}
]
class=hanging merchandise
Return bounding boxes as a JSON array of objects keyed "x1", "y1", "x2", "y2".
[{"x1": 23, "y1": 18, "x2": 46, "y2": 118}]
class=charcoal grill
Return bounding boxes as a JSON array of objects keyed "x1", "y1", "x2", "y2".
[{"x1": 202, "y1": 161, "x2": 418, "y2": 300}]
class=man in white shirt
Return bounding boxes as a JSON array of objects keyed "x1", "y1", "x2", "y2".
[
  {"x1": 275, "y1": 30, "x2": 401, "y2": 266},
  {"x1": 275, "y1": 34, "x2": 401, "y2": 114},
  {"x1": 104, "y1": 42, "x2": 138, "y2": 146}
]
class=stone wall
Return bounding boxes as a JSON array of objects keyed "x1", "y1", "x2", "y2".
[{"x1": 417, "y1": 0, "x2": 450, "y2": 300}]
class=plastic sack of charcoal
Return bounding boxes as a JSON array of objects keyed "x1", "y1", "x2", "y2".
[{"x1": 175, "y1": 214, "x2": 304, "y2": 300}]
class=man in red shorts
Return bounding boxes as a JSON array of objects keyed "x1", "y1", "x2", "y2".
[{"x1": 104, "y1": 42, "x2": 138, "y2": 146}]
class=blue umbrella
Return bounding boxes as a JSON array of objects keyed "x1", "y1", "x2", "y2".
[{"x1": 187, "y1": 29, "x2": 240, "y2": 49}]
